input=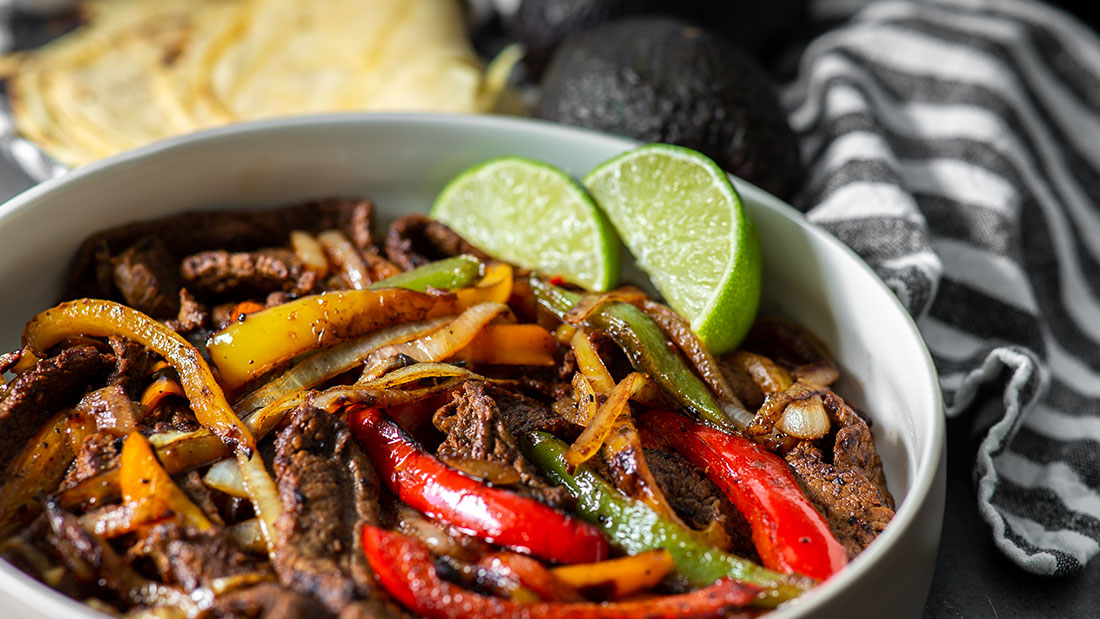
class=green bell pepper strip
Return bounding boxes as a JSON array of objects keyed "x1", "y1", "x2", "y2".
[
  {"x1": 530, "y1": 277, "x2": 739, "y2": 431},
  {"x1": 523, "y1": 431, "x2": 811, "y2": 607},
  {"x1": 368, "y1": 254, "x2": 482, "y2": 292}
]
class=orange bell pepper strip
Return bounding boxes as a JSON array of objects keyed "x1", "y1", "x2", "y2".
[
  {"x1": 140, "y1": 375, "x2": 186, "y2": 411},
  {"x1": 206, "y1": 288, "x2": 458, "y2": 390},
  {"x1": 23, "y1": 299, "x2": 255, "y2": 453},
  {"x1": 449, "y1": 324, "x2": 557, "y2": 367},
  {"x1": 551, "y1": 549, "x2": 676, "y2": 600},
  {"x1": 361, "y1": 525, "x2": 760, "y2": 619},
  {"x1": 119, "y1": 432, "x2": 212, "y2": 532}
]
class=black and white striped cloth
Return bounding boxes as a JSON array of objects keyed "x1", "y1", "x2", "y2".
[
  {"x1": 786, "y1": 0, "x2": 1100, "y2": 576},
  {"x1": 3, "y1": 0, "x2": 1099, "y2": 578}
]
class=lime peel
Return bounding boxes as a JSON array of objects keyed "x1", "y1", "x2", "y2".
[
  {"x1": 431, "y1": 156, "x2": 620, "y2": 292},
  {"x1": 583, "y1": 144, "x2": 762, "y2": 355}
]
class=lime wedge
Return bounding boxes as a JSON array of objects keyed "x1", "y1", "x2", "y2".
[
  {"x1": 583, "y1": 144, "x2": 762, "y2": 355},
  {"x1": 431, "y1": 157, "x2": 619, "y2": 291}
]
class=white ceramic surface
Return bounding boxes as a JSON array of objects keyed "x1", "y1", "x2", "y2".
[{"x1": 0, "y1": 113, "x2": 945, "y2": 619}]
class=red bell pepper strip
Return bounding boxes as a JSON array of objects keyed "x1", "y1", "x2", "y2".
[
  {"x1": 361, "y1": 525, "x2": 759, "y2": 619},
  {"x1": 349, "y1": 408, "x2": 608, "y2": 565},
  {"x1": 637, "y1": 410, "x2": 847, "y2": 581}
]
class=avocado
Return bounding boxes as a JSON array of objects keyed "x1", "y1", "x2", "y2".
[
  {"x1": 509, "y1": 0, "x2": 808, "y2": 77},
  {"x1": 535, "y1": 17, "x2": 802, "y2": 201}
]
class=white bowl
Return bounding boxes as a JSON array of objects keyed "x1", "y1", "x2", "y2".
[{"x1": 0, "y1": 113, "x2": 945, "y2": 619}]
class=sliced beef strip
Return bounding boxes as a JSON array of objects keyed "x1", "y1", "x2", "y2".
[
  {"x1": 77, "y1": 384, "x2": 143, "y2": 435},
  {"x1": 0, "y1": 345, "x2": 114, "y2": 471},
  {"x1": 181, "y1": 248, "x2": 317, "y2": 298},
  {"x1": 643, "y1": 448, "x2": 757, "y2": 561},
  {"x1": 784, "y1": 390, "x2": 895, "y2": 559},
  {"x1": 65, "y1": 197, "x2": 377, "y2": 301},
  {"x1": 270, "y1": 406, "x2": 386, "y2": 615},
  {"x1": 0, "y1": 349, "x2": 21, "y2": 374},
  {"x1": 130, "y1": 522, "x2": 253, "y2": 592},
  {"x1": 166, "y1": 288, "x2": 209, "y2": 334},
  {"x1": 209, "y1": 582, "x2": 331, "y2": 619},
  {"x1": 179, "y1": 471, "x2": 225, "y2": 527},
  {"x1": 44, "y1": 503, "x2": 143, "y2": 604},
  {"x1": 105, "y1": 335, "x2": 157, "y2": 397},
  {"x1": 384, "y1": 214, "x2": 491, "y2": 271},
  {"x1": 61, "y1": 431, "x2": 123, "y2": 489},
  {"x1": 432, "y1": 381, "x2": 570, "y2": 509},
  {"x1": 110, "y1": 235, "x2": 181, "y2": 319}
]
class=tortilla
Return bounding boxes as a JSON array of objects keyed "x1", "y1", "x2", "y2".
[{"x1": 1, "y1": 0, "x2": 518, "y2": 168}]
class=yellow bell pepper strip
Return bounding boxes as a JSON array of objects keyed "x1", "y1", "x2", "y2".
[
  {"x1": 369, "y1": 254, "x2": 482, "y2": 292},
  {"x1": 119, "y1": 431, "x2": 212, "y2": 532},
  {"x1": 532, "y1": 278, "x2": 743, "y2": 432},
  {"x1": 454, "y1": 262, "x2": 514, "y2": 308},
  {"x1": 449, "y1": 324, "x2": 557, "y2": 367},
  {"x1": 233, "y1": 318, "x2": 451, "y2": 414},
  {"x1": 0, "y1": 410, "x2": 79, "y2": 538},
  {"x1": 523, "y1": 432, "x2": 811, "y2": 607},
  {"x1": 206, "y1": 288, "x2": 459, "y2": 390},
  {"x1": 551, "y1": 549, "x2": 676, "y2": 600},
  {"x1": 23, "y1": 298, "x2": 255, "y2": 453}
]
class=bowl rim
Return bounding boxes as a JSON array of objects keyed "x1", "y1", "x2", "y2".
[{"x1": 0, "y1": 112, "x2": 946, "y2": 618}]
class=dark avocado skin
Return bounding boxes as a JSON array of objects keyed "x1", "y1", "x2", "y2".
[
  {"x1": 535, "y1": 17, "x2": 802, "y2": 201},
  {"x1": 510, "y1": 0, "x2": 808, "y2": 77}
]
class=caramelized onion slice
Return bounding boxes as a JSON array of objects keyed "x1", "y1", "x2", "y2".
[
  {"x1": 318, "y1": 229, "x2": 371, "y2": 290},
  {"x1": 439, "y1": 456, "x2": 522, "y2": 486},
  {"x1": 290, "y1": 230, "x2": 330, "y2": 277},
  {"x1": 570, "y1": 328, "x2": 616, "y2": 394},
  {"x1": 236, "y1": 450, "x2": 282, "y2": 557},
  {"x1": 777, "y1": 393, "x2": 831, "y2": 440},
  {"x1": 361, "y1": 302, "x2": 510, "y2": 380},
  {"x1": 728, "y1": 351, "x2": 793, "y2": 394},
  {"x1": 227, "y1": 518, "x2": 268, "y2": 555},
  {"x1": 565, "y1": 372, "x2": 644, "y2": 469},
  {"x1": 562, "y1": 287, "x2": 649, "y2": 325},
  {"x1": 235, "y1": 317, "x2": 451, "y2": 414},
  {"x1": 203, "y1": 458, "x2": 248, "y2": 499}
]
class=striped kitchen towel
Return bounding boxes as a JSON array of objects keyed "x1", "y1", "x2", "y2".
[{"x1": 785, "y1": 0, "x2": 1100, "y2": 575}]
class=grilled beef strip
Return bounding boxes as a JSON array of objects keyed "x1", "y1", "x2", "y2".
[
  {"x1": 384, "y1": 214, "x2": 491, "y2": 271},
  {"x1": 432, "y1": 381, "x2": 572, "y2": 509},
  {"x1": 180, "y1": 248, "x2": 318, "y2": 298},
  {"x1": 784, "y1": 390, "x2": 895, "y2": 558},
  {"x1": 0, "y1": 345, "x2": 114, "y2": 471},
  {"x1": 643, "y1": 447, "x2": 758, "y2": 561},
  {"x1": 65, "y1": 197, "x2": 377, "y2": 301},
  {"x1": 270, "y1": 405, "x2": 392, "y2": 616},
  {"x1": 130, "y1": 522, "x2": 255, "y2": 592},
  {"x1": 209, "y1": 582, "x2": 331, "y2": 619},
  {"x1": 110, "y1": 235, "x2": 181, "y2": 319}
]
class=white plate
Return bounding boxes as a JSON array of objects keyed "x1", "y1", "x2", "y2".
[{"x1": 0, "y1": 112, "x2": 945, "y2": 619}]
